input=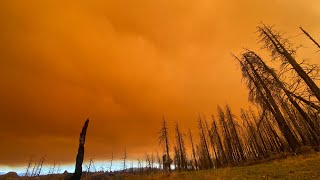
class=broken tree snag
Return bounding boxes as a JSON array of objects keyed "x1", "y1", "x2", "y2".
[{"x1": 71, "y1": 119, "x2": 89, "y2": 180}]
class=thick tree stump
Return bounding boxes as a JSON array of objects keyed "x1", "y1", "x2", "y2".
[{"x1": 70, "y1": 119, "x2": 89, "y2": 180}]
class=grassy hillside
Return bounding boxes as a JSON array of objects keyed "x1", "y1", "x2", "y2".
[{"x1": 112, "y1": 153, "x2": 320, "y2": 180}]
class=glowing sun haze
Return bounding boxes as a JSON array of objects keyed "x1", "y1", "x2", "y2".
[{"x1": 0, "y1": 0, "x2": 319, "y2": 167}]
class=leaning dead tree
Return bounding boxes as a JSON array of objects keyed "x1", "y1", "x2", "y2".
[
  {"x1": 30, "y1": 161, "x2": 37, "y2": 177},
  {"x1": 243, "y1": 51, "x2": 320, "y2": 145},
  {"x1": 174, "y1": 122, "x2": 187, "y2": 171},
  {"x1": 257, "y1": 24, "x2": 320, "y2": 101},
  {"x1": 48, "y1": 161, "x2": 56, "y2": 175},
  {"x1": 25, "y1": 158, "x2": 33, "y2": 177},
  {"x1": 87, "y1": 158, "x2": 96, "y2": 174},
  {"x1": 198, "y1": 116, "x2": 213, "y2": 169},
  {"x1": 145, "y1": 153, "x2": 152, "y2": 172},
  {"x1": 155, "y1": 150, "x2": 162, "y2": 169},
  {"x1": 122, "y1": 147, "x2": 127, "y2": 172},
  {"x1": 299, "y1": 26, "x2": 320, "y2": 49},
  {"x1": 36, "y1": 156, "x2": 45, "y2": 176},
  {"x1": 188, "y1": 129, "x2": 198, "y2": 170},
  {"x1": 71, "y1": 119, "x2": 90, "y2": 180},
  {"x1": 109, "y1": 151, "x2": 114, "y2": 172},
  {"x1": 159, "y1": 117, "x2": 172, "y2": 172},
  {"x1": 237, "y1": 54, "x2": 300, "y2": 151}
]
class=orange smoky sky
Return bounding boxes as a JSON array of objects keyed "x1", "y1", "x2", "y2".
[{"x1": 0, "y1": 0, "x2": 320, "y2": 167}]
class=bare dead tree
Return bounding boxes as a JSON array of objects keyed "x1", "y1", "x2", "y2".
[
  {"x1": 155, "y1": 150, "x2": 162, "y2": 169},
  {"x1": 238, "y1": 54, "x2": 300, "y2": 151},
  {"x1": 159, "y1": 117, "x2": 172, "y2": 172},
  {"x1": 211, "y1": 115, "x2": 227, "y2": 165},
  {"x1": 71, "y1": 119, "x2": 90, "y2": 180},
  {"x1": 109, "y1": 151, "x2": 114, "y2": 172},
  {"x1": 241, "y1": 109, "x2": 267, "y2": 159},
  {"x1": 217, "y1": 106, "x2": 234, "y2": 163},
  {"x1": 204, "y1": 119, "x2": 218, "y2": 168},
  {"x1": 145, "y1": 153, "x2": 151, "y2": 172},
  {"x1": 257, "y1": 24, "x2": 320, "y2": 101},
  {"x1": 25, "y1": 157, "x2": 32, "y2": 177},
  {"x1": 87, "y1": 158, "x2": 96, "y2": 174},
  {"x1": 36, "y1": 155, "x2": 45, "y2": 176},
  {"x1": 175, "y1": 122, "x2": 187, "y2": 171},
  {"x1": 48, "y1": 161, "x2": 56, "y2": 175},
  {"x1": 122, "y1": 147, "x2": 127, "y2": 172},
  {"x1": 151, "y1": 153, "x2": 154, "y2": 170},
  {"x1": 31, "y1": 161, "x2": 37, "y2": 177},
  {"x1": 137, "y1": 159, "x2": 142, "y2": 173},
  {"x1": 130, "y1": 161, "x2": 134, "y2": 173},
  {"x1": 56, "y1": 164, "x2": 61, "y2": 174},
  {"x1": 225, "y1": 105, "x2": 246, "y2": 163},
  {"x1": 188, "y1": 129, "x2": 198, "y2": 170},
  {"x1": 243, "y1": 51, "x2": 320, "y2": 146},
  {"x1": 198, "y1": 116, "x2": 213, "y2": 168},
  {"x1": 299, "y1": 26, "x2": 320, "y2": 49},
  {"x1": 173, "y1": 145, "x2": 179, "y2": 170}
]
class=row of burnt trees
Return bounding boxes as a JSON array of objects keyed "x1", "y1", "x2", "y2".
[
  {"x1": 25, "y1": 156, "x2": 62, "y2": 177},
  {"x1": 25, "y1": 156, "x2": 45, "y2": 177},
  {"x1": 237, "y1": 24, "x2": 320, "y2": 152},
  {"x1": 159, "y1": 24, "x2": 320, "y2": 171}
]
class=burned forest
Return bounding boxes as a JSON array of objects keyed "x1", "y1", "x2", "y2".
[
  {"x1": 160, "y1": 24, "x2": 320, "y2": 171},
  {"x1": 5, "y1": 24, "x2": 320, "y2": 179}
]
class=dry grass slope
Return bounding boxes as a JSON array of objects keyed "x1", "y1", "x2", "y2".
[{"x1": 112, "y1": 153, "x2": 320, "y2": 180}]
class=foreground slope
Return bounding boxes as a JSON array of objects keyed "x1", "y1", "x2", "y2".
[{"x1": 116, "y1": 153, "x2": 320, "y2": 180}]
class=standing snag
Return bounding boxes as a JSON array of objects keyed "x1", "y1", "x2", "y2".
[
  {"x1": 70, "y1": 119, "x2": 90, "y2": 180},
  {"x1": 174, "y1": 122, "x2": 187, "y2": 171},
  {"x1": 122, "y1": 147, "x2": 127, "y2": 172},
  {"x1": 189, "y1": 129, "x2": 198, "y2": 170},
  {"x1": 25, "y1": 157, "x2": 33, "y2": 177},
  {"x1": 159, "y1": 117, "x2": 173, "y2": 173},
  {"x1": 109, "y1": 151, "x2": 114, "y2": 172}
]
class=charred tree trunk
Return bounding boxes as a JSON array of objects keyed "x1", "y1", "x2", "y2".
[
  {"x1": 175, "y1": 122, "x2": 187, "y2": 170},
  {"x1": 205, "y1": 120, "x2": 218, "y2": 167},
  {"x1": 189, "y1": 129, "x2": 198, "y2": 170},
  {"x1": 241, "y1": 110, "x2": 264, "y2": 158},
  {"x1": 110, "y1": 151, "x2": 113, "y2": 172},
  {"x1": 211, "y1": 116, "x2": 227, "y2": 165},
  {"x1": 122, "y1": 148, "x2": 127, "y2": 171},
  {"x1": 299, "y1": 26, "x2": 320, "y2": 49},
  {"x1": 198, "y1": 117, "x2": 213, "y2": 168},
  {"x1": 36, "y1": 156, "x2": 45, "y2": 176},
  {"x1": 25, "y1": 158, "x2": 32, "y2": 177},
  {"x1": 71, "y1": 119, "x2": 89, "y2": 180},
  {"x1": 218, "y1": 106, "x2": 233, "y2": 164},
  {"x1": 159, "y1": 117, "x2": 172, "y2": 172},
  {"x1": 225, "y1": 105, "x2": 246, "y2": 162}
]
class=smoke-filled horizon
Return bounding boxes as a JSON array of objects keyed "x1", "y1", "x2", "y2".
[{"x1": 0, "y1": 0, "x2": 320, "y2": 168}]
